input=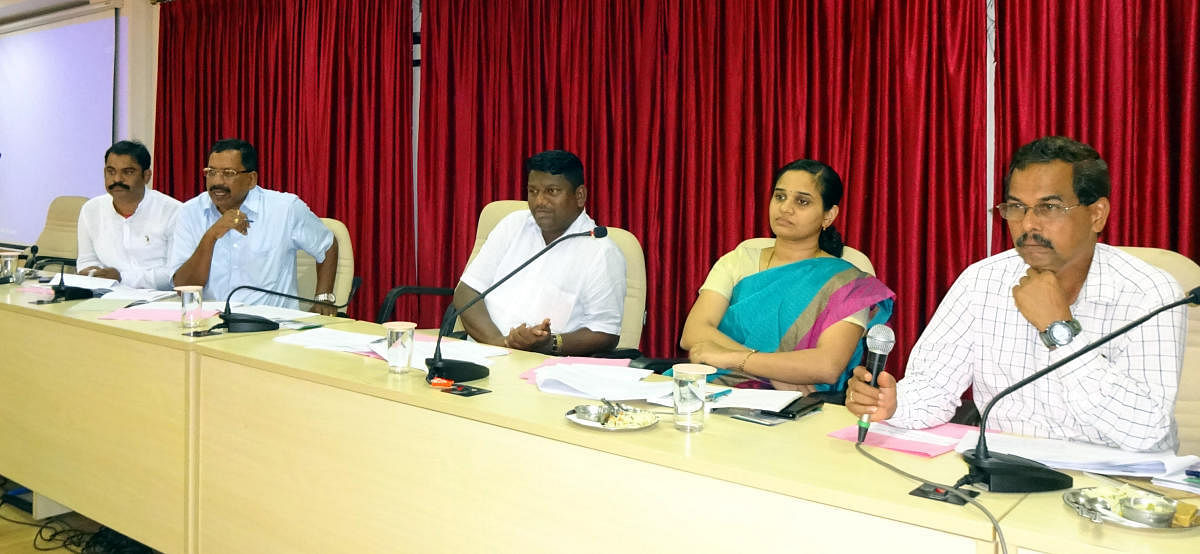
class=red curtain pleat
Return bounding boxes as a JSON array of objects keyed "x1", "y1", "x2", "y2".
[
  {"x1": 154, "y1": 0, "x2": 413, "y2": 320},
  {"x1": 419, "y1": 0, "x2": 988, "y2": 374},
  {"x1": 997, "y1": 0, "x2": 1200, "y2": 259}
]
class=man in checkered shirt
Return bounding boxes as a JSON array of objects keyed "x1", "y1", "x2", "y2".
[{"x1": 846, "y1": 136, "x2": 1186, "y2": 452}]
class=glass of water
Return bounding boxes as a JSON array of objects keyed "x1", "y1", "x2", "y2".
[
  {"x1": 174, "y1": 286, "x2": 204, "y2": 329},
  {"x1": 672, "y1": 363, "x2": 715, "y2": 432},
  {"x1": 383, "y1": 321, "x2": 417, "y2": 373}
]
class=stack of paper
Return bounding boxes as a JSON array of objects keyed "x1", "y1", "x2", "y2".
[
  {"x1": 953, "y1": 431, "x2": 1200, "y2": 477},
  {"x1": 1150, "y1": 468, "x2": 1200, "y2": 494},
  {"x1": 534, "y1": 364, "x2": 672, "y2": 400}
]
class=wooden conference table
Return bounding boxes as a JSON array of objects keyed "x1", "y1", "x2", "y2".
[{"x1": 1, "y1": 284, "x2": 1197, "y2": 553}]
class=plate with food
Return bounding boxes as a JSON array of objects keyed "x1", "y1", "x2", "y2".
[
  {"x1": 566, "y1": 404, "x2": 659, "y2": 431},
  {"x1": 1063, "y1": 485, "x2": 1199, "y2": 530}
]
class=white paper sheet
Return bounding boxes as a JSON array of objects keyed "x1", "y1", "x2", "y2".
[
  {"x1": 534, "y1": 364, "x2": 667, "y2": 400},
  {"x1": 954, "y1": 430, "x2": 1199, "y2": 477}
]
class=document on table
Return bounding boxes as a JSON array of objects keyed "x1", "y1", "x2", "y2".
[
  {"x1": 1150, "y1": 467, "x2": 1200, "y2": 494},
  {"x1": 99, "y1": 287, "x2": 176, "y2": 302},
  {"x1": 646, "y1": 386, "x2": 801, "y2": 412},
  {"x1": 953, "y1": 430, "x2": 1200, "y2": 477},
  {"x1": 275, "y1": 328, "x2": 383, "y2": 353},
  {"x1": 45, "y1": 273, "x2": 118, "y2": 289},
  {"x1": 233, "y1": 304, "x2": 318, "y2": 321},
  {"x1": 367, "y1": 335, "x2": 509, "y2": 369},
  {"x1": 534, "y1": 364, "x2": 671, "y2": 400},
  {"x1": 828, "y1": 422, "x2": 973, "y2": 457},
  {"x1": 99, "y1": 301, "x2": 226, "y2": 321}
]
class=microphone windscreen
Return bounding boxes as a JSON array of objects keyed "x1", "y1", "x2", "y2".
[
  {"x1": 592, "y1": 226, "x2": 608, "y2": 238},
  {"x1": 865, "y1": 324, "x2": 896, "y2": 355},
  {"x1": 1186, "y1": 286, "x2": 1200, "y2": 305}
]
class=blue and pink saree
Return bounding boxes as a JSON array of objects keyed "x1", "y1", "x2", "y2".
[{"x1": 716, "y1": 256, "x2": 895, "y2": 392}]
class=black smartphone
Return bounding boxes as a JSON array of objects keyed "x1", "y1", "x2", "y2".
[{"x1": 760, "y1": 395, "x2": 824, "y2": 420}]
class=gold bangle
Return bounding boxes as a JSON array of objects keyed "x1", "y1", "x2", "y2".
[{"x1": 736, "y1": 349, "x2": 758, "y2": 371}]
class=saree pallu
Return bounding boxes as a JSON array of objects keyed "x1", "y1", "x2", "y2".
[{"x1": 715, "y1": 257, "x2": 895, "y2": 392}]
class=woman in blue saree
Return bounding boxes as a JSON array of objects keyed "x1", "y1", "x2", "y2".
[{"x1": 680, "y1": 159, "x2": 895, "y2": 394}]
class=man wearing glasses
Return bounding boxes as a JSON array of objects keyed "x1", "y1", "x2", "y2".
[
  {"x1": 169, "y1": 138, "x2": 338, "y2": 315},
  {"x1": 76, "y1": 140, "x2": 181, "y2": 289},
  {"x1": 846, "y1": 136, "x2": 1185, "y2": 452}
]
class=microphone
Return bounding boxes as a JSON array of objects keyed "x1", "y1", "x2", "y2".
[
  {"x1": 26, "y1": 245, "x2": 38, "y2": 269},
  {"x1": 51, "y1": 262, "x2": 95, "y2": 301},
  {"x1": 959, "y1": 286, "x2": 1200, "y2": 493},
  {"x1": 426, "y1": 226, "x2": 608, "y2": 383},
  {"x1": 215, "y1": 284, "x2": 357, "y2": 333},
  {"x1": 857, "y1": 324, "x2": 895, "y2": 443}
]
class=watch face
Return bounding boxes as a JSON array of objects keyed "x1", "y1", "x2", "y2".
[{"x1": 1049, "y1": 321, "x2": 1073, "y2": 344}]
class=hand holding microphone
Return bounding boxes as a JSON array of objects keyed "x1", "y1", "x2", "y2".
[{"x1": 850, "y1": 324, "x2": 896, "y2": 443}]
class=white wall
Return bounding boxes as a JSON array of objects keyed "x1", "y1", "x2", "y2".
[{"x1": 0, "y1": 0, "x2": 157, "y2": 246}]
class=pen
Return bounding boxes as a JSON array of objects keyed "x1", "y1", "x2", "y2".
[{"x1": 706, "y1": 389, "x2": 732, "y2": 402}]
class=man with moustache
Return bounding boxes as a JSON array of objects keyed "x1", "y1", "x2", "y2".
[
  {"x1": 846, "y1": 136, "x2": 1186, "y2": 452},
  {"x1": 169, "y1": 138, "x2": 337, "y2": 315},
  {"x1": 76, "y1": 140, "x2": 181, "y2": 289},
  {"x1": 455, "y1": 150, "x2": 625, "y2": 356}
]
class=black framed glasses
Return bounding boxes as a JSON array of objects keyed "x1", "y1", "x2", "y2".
[{"x1": 993, "y1": 202, "x2": 1083, "y2": 221}]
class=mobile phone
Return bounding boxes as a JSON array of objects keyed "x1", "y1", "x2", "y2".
[
  {"x1": 730, "y1": 412, "x2": 791, "y2": 426},
  {"x1": 759, "y1": 395, "x2": 824, "y2": 420}
]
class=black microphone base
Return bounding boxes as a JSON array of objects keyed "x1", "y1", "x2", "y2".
[
  {"x1": 219, "y1": 312, "x2": 280, "y2": 333},
  {"x1": 425, "y1": 357, "x2": 489, "y2": 383},
  {"x1": 960, "y1": 449, "x2": 1073, "y2": 493}
]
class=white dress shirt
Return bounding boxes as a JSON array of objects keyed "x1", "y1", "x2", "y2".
[
  {"x1": 890, "y1": 244, "x2": 1185, "y2": 452},
  {"x1": 460, "y1": 210, "x2": 626, "y2": 336},
  {"x1": 76, "y1": 188, "x2": 182, "y2": 290}
]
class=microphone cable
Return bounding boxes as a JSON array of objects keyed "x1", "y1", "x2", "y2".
[{"x1": 853, "y1": 442, "x2": 1008, "y2": 554}]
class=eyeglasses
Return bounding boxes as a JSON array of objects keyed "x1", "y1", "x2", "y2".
[
  {"x1": 993, "y1": 202, "x2": 1084, "y2": 221},
  {"x1": 202, "y1": 167, "x2": 253, "y2": 179}
]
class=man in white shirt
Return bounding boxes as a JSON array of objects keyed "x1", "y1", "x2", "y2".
[
  {"x1": 846, "y1": 136, "x2": 1186, "y2": 452},
  {"x1": 76, "y1": 140, "x2": 181, "y2": 290},
  {"x1": 456, "y1": 150, "x2": 626, "y2": 356}
]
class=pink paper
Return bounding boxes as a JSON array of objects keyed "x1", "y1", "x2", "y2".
[
  {"x1": 100, "y1": 308, "x2": 220, "y2": 321},
  {"x1": 16, "y1": 286, "x2": 52, "y2": 296},
  {"x1": 827, "y1": 422, "x2": 974, "y2": 457},
  {"x1": 519, "y1": 356, "x2": 632, "y2": 384}
]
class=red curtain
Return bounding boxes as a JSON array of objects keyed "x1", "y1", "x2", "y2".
[
  {"x1": 419, "y1": 0, "x2": 988, "y2": 373},
  {"x1": 997, "y1": 0, "x2": 1200, "y2": 260},
  {"x1": 154, "y1": 0, "x2": 413, "y2": 319}
]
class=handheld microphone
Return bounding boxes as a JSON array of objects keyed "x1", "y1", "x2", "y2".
[
  {"x1": 856, "y1": 324, "x2": 896, "y2": 443},
  {"x1": 426, "y1": 226, "x2": 608, "y2": 383},
  {"x1": 216, "y1": 283, "x2": 358, "y2": 333},
  {"x1": 959, "y1": 286, "x2": 1200, "y2": 493}
]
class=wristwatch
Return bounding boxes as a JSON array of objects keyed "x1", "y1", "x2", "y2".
[
  {"x1": 549, "y1": 333, "x2": 564, "y2": 355},
  {"x1": 1039, "y1": 318, "x2": 1081, "y2": 348},
  {"x1": 314, "y1": 292, "x2": 336, "y2": 304}
]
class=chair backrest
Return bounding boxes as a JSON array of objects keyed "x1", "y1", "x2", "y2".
[
  {"x1": 735, "y1": 237, "x2": 876, "y2": 276},
  {"x1": 1117, "y1": 246, "x2": 1200, "y2": 456},
  {"x1": 27, "y1": 195, "x2": 88, "y2": 265},
  {"x1": 460, "y1": 200, "x2": 647, "y2": 349},
  {"x1": 296, "y1": 218, "x2": 355, "y2": 314}
]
